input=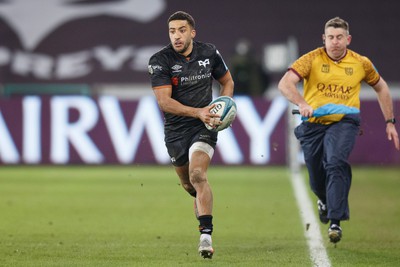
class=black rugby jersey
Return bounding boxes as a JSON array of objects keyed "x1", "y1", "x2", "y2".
[{"x1": 148, "y1": 41, "x2": 229, "y2": 139}]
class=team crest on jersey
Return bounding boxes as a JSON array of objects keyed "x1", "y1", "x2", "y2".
[
  {"x1": 198, "y1": 59, "x2": 210, "y2": 67},
  {"x1": 321, "y1": 64, "x2": 330, "y2": 73},
  {"x1": 345, "y1": 67, "x2": 353, "y2": 76}
]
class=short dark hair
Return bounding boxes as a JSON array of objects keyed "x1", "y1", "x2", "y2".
[
  {"x1": 168, "y1": 11, "x2": 195, "y2": 29},
  {"x1": 325, "y1": 17, "x2": 349, "y2": 34}
]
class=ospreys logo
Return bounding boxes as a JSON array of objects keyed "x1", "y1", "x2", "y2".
[
  {"x1": 0, "y1": 0, "x2": 166, "y2": 50},
  {"x1": 198, "y1": 59, "x2": 210, "y2": 68}
]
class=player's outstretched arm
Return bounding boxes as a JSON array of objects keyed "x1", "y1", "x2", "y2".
[{"x1": 372, "y1": 78, "x2": 400, "y2": 150}]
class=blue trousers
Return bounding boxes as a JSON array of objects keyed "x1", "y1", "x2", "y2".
[{"x1": 294, "y1": 115, "x2": 360, "y2": 221}]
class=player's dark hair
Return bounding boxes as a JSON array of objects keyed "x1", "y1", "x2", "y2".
[
  {"x1": 325, "y1": 17, "x2": 349, "y2": 34},
  {"x1": 168, "y1": 11, "x2": 195, "y2": 29}
]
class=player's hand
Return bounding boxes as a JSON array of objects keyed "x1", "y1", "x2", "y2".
[
  {"x1": 197, "y1": 104, "x2": 221, "y2": 128},
  {"x1": 298, "y1": 103, "x2": 314, "y2": 118},
  {"x1": 386, "y1": 123, "x2": 400, "y2": 150}
]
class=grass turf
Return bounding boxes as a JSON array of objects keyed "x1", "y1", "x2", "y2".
[
  {"x1": 325, "y1": 167, "x2": 400, "y2": 266},
  {"x1": 0, "y1": 166, "x2": 399, "y2": 266}
]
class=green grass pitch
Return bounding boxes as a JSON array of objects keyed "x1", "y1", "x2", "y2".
[{"x1": 0, "y1": 166, "x2": 399, "y2": 266}]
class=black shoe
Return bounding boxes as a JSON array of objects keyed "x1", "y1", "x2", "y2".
[
  {"x1": 328, "y1": 224, "x2": 342, "y2": 243},
  {"x1": 317, "y1": 200, "x2": 329, "y2": 224}
]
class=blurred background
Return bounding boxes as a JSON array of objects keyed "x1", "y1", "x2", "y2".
[{"x1": 0, "y1": 0, "x2": 399, "y2": 165}]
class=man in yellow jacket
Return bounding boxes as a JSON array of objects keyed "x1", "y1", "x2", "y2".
[{"x1": 278, "y1": 17, "x2": 399, "y2": 243}]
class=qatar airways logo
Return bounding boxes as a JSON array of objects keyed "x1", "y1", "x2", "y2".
[
  {"x1": 0, "y1": 95, "x2": 289, "y2": 165},
  {"x1": 0, "y1": 0, "x2": 166, "y2": 80},
  {"x1": 317, "y1": 83, "x2": 352, "y2": 100}
]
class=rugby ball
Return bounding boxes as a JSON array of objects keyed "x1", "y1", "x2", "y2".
[{"x1": 205, "y1": 96, "x2": 237, "y2": 132}]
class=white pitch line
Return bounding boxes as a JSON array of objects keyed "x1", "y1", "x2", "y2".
[{"x1": 290, "y1": 171, "x2": 331, "y2": 267}]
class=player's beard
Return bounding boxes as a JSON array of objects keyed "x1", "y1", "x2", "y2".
[{"x1": 174, "y1": 39, "x2": 191, "y2": 55}]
